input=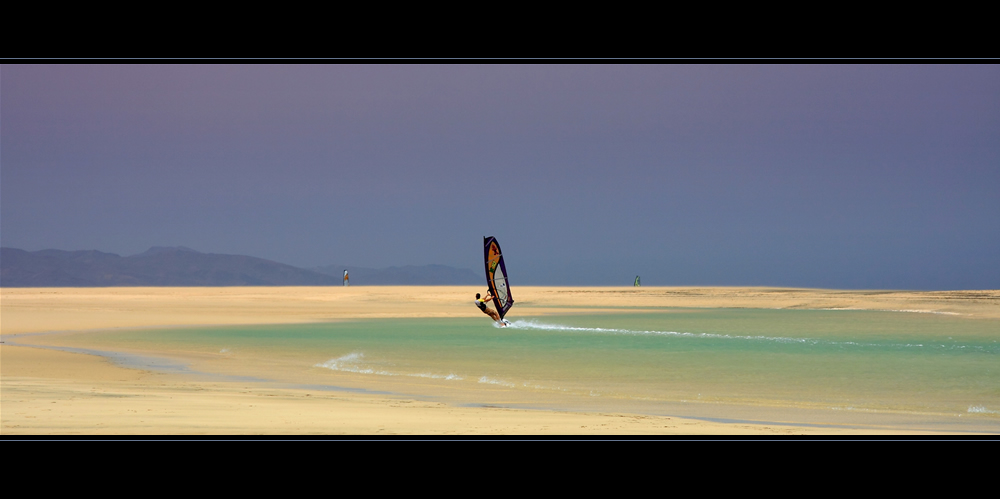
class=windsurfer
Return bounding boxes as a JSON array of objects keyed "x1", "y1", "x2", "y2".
[{"x1": 475, "y1": 292, "x2": 502, "y2": 322}]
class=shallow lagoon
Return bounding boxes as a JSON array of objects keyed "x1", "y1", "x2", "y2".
[{"x1": 49, "y1": 308, "x2": 1000, "y2": 432}]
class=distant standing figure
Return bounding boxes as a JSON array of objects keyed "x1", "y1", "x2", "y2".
[
  {"x1": 344, "y1": 270, "x2": 349, "y2": 286},
  {"x1": 475, "y1": 292, "x2": 501, "y2": 322}
]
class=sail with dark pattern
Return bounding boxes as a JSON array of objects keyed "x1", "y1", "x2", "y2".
[{"x1": 484, "y1": 236, "x2": 513, "y2": 319}]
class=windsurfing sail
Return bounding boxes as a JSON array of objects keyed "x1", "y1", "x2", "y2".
[
  {"x1": 484, "y1": 236, "x2": 514, "y2": 320},
  {"x1": 634, "y1": 275, "x2": 640, "y2": 287}
]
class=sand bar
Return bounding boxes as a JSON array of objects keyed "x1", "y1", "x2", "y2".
[{"x1": 3, "y1": 286, "x2": 997, "y2": 436}]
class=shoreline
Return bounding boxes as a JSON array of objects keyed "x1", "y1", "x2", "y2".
[
  {"x1": 4, "y1": 286, "x2": 997, "y2": 337},
  {"x1": 3, "y1": 286, "x2": 997, "y2": 436}
]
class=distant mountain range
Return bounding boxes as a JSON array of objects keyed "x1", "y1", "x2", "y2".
[{"x1": 0, "y1": 247, "x2": 481, "y2": 287}]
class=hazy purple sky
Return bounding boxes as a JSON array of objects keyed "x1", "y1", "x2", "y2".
[{"x1": 2, "y1": 64, "x2": 998, "y2": 288}]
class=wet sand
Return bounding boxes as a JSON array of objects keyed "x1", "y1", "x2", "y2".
[{"x1": 3, "y1": 286, "x2": 997, "y2": 436}]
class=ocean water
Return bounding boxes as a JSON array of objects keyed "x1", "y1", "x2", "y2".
[{"x1": 40, "y1": 309, "x2": 1000, "y2": 432}]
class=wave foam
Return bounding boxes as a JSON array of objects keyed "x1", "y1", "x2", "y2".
[
  {"x1": 315, "y1": 352, "x2": 393, "y2": 375},
  {"x1": 479, "y1": 376, "x2": 515, "y2": 387},
  {"x1": 317, "y1": 352, "x2": 464, "y2": 380},
  {"x1": 823, "y1": 308, "x2": 961, "y2": 315},
  {"x1": 968, "y1": 405, "x2": 998, "y2": 414},
  {"x1": 410, "y1": 372, "x2": 464, "y2": 380}
]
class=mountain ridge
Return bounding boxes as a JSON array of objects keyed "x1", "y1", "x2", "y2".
[{"x1": 1, "y1": 247, "x2": 480, "y2": 287}]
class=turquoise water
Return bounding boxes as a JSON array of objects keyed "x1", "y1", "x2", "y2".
[{"x1": 49, "y1": 309, "x2": 1000, "y2": 431}]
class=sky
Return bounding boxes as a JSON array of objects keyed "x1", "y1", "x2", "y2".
[{"x1": 2, "y1": 64, "x2": 998, "y2": 289}]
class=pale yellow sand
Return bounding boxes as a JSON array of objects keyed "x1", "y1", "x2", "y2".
[{"x1": 3, "y1": 286, "x2": 997, "y2": 435}]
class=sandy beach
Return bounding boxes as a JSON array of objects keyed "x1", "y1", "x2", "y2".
[{"x1": 3, "y1": 286, "x2": 997, "y2": 436}]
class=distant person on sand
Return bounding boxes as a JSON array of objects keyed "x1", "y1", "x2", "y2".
[{"x1": 475, "y1": 292, "x2": 501, "y2": 322}]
